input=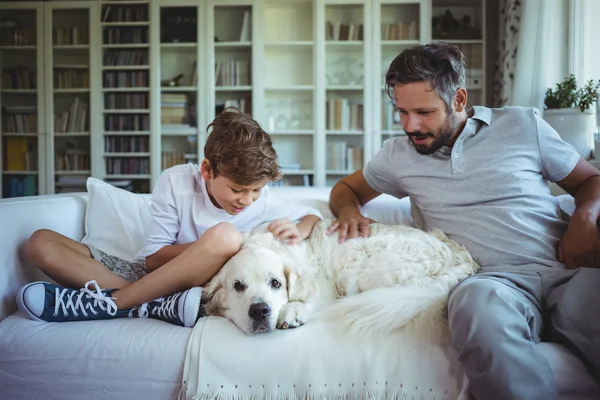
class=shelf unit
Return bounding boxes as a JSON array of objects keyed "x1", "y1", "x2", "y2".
[
  {"x1": 0, "y1": 0, "x2": 487, "y2": 197},
  {"x1": 0, "y1": 2, "x2": 45, "y2": 198},
  {"x1": 100, "y1": 0, "x2": 151, "y2": 193},
  {"x1": 45, "y1": 1, "x2": 99, "y2": 194}
]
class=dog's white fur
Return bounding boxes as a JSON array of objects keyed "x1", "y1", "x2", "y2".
[{"x1": 202, "y1": 219, "x2": 479, "y2": 337}]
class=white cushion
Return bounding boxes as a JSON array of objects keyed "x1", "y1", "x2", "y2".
[
  {"x1": 0, "y1": 312, "x2": 190, "y2": 400},
  {"x1": 81, "y1": 177, "x2": 152, "y2": 261}
]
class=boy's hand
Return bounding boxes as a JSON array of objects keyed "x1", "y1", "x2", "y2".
[{"x1": 268, "y1": 219, "x2": 302, "y2": 244}]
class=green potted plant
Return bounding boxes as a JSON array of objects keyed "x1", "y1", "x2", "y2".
[{"x1": 543, "y1": 74, "x2": 600, "y2": 159}]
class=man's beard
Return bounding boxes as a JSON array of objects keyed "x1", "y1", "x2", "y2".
[{"x1": 406, "y1": 112, "x2": 459, "y2": 155}]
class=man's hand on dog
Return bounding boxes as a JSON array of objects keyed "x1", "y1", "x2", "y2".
[
  {"x1": 326, "y1": 208, "x2": 376, "y2": 243},
  {"x1": 268, "y1": 219, "x2": 302, "y2": 244}
]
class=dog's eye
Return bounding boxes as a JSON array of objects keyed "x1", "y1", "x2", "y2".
[
  {"x1": 233, "y1": 281, "x2": 246, "y2": 292},
  {"x1": 270, "y1": 279, "x2": 281, "y2": 289}
]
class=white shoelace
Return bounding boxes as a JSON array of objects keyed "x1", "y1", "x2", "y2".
[
  {"x1": 137, "y1": 292, "x2": 181, "y2": 321},
  {"x1": 53, "y1": 280, "x2": 118, "y2": 318}
]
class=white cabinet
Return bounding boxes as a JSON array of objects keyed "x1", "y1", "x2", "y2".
[{"x1": 0, "y1": 0, "x2": 487, "y2": 197}]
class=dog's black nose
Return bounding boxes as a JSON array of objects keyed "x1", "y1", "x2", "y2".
[{"x1": 248, "y1": 302, "x2": 271, "y2": 321}]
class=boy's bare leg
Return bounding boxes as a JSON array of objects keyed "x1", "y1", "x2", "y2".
[
  {"x1": 21, "y1": 229, "x2": 130, "y2": 289},
  {"x1": 111, "y1": 222, "x2": 243, "y2": 309}
]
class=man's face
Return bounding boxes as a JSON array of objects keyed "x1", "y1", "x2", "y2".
[
  {"x1": 204, "y1": 171, "x2": 266, "y2": 215},
  {"x1": 393, "y1": 82, "x2": 461, "y2": 155}
]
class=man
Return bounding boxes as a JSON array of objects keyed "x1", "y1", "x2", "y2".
[{"x1": 326, "y1": 42, "x2": 600, "y2": 400}]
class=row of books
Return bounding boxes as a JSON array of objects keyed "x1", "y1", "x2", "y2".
[
  {"x1": 106, "y1": 157, "x2": 149, "y2": 175},
  {"x1": 457, "y1": 44, "x2": 484, "y2": 69},
  {"x1": 325, "y1": 22, "x2": 364, "y2": 41},
  {"x1": 326, "y1": 98, "x2": 364, "y2": 131},
  {"x1": 0, "y1": 22, "x2": 34, "y2": 46},
  {"x1": 53, "y1": 27, "x2": 86, "y2": 46},
  {"x1": 215, "y1": 60, "x2": 250, "y2": 87},
  {"x1": 103, "y1": 50, "x2": 149, "y2": 66},
  {"x1": 105, "y1": 135, "x2": 149, "y2": 153},
  {"x1": 327, "y1": 142, "x2": 364, "y2": 171},
  {"x1": 103, "y1": 71, "x2": 149, "y2": 88},
  {"x1": 2, "y1": 67, "x2": 37, "y2": 90},
  {"x1": 2, "y1": 107, "x2": 37, "y2": 134},
  {"x1": 381, "y1": 21, "x2": 418, "y2": 40},
  {"x1": 54, "y1": 69, "x2": 89, "y2": 89},
  {"x1": 54, "y1": 98, "x2": 88, "y2": 133},
  {"x1": 55, "y1": 148, "x2": 90, "y2": 172},
  {"x1": 105, "y1": 93, "x2": 149, "y2": 109},
  {"x1": 102, "y1": 5, "x2": 149, "y2": 23},
  {"x1": 161, "y1": 152, "x2": 195, "y2": 171},
  {"x1": 2, "y1": 175, "x2": 37, "y2": 198},
  {"x1": 55, "y1": 176, "x2": 87, "y2": 194},
  {"x1": 104, "y1": 115, "x2": 150, "y2": 131},
  {"x1": 103, "y1": 28, "x2": 148, "y2": 45},
  {"x1": 215, "y1": 98, "x2": 252, "y2": 116}
]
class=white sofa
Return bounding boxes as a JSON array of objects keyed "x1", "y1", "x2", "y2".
[{"x1": 0, "y1": 186, "x2": 598, "y2": 400}]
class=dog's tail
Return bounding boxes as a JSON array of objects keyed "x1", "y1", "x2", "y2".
[{"x1": 317, "y1": 285, "x2": 450, "y2": 338}]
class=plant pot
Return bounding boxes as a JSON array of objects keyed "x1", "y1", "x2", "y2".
[{"x1": 543, "y1": 108, "x2": 596, "y2": 160}]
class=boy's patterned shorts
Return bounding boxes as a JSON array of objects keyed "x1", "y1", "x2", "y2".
[{"x1": 85, "y1": 244, "x2": 150, "y2": 283}]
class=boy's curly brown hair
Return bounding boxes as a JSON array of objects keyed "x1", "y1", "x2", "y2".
[{"x1": 204, "y1": 107, "x2": 282, "y2": 186}]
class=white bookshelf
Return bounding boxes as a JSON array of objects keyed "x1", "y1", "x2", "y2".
[
  {"x1": 0, "y1": 0, "x2": 488, "y2": 197},
  {"x1": 44, "y1": 1, "x2": 99, "y2": 195},
  {"x1": 0, "y1": 2, "x2": 45, "y2": 198},
  {"x1": 100, "y1": 0, "x2": 151, "y2": 194}
]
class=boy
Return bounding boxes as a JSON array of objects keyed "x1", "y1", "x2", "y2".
[{"x1": 17, "y1": 107, "x2": 322, "y2": 327}]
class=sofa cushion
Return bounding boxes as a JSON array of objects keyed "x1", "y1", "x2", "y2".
[
  {"x1": 0, "y1": 312, "x2": 191, "y2": 400},
  {"x1": 81, "y1": 177, "x2": 152, "y2": 261}
]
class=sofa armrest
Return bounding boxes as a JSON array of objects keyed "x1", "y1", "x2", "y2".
[{"x1": 0, "y1": 195, "x2": 87, "y2": 322}]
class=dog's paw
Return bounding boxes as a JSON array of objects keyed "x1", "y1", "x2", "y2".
[{"x1": 277, "y1": 301, "x2": 309, "y2": 329}]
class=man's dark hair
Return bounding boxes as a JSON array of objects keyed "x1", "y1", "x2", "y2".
[{"x1": 385, "y1": 42, "x2": 466, "y2": 110}]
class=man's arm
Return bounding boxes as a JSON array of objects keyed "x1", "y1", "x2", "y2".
[
  {"x1": 328, "y1": 170, "x2": 382, "y2": 242},
  {"x1": 145, "y1": 243, "x2": 194, "y2": 271},
  {"x1": 556, "y1": 158, "x2": 600, "y2": 268}
]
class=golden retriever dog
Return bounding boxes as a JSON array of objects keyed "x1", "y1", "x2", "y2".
[{"x1": 201, "y1": 219, "x2": 479, "y2": 336}]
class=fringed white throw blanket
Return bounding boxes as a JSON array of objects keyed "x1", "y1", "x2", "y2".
[{"x1": 180, "y1": 316, "x2": 470, "y2": 400}]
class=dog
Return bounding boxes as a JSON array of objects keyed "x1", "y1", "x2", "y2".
[{"x1": 201, "y1": 219, "x2": 479, "y2": 337}]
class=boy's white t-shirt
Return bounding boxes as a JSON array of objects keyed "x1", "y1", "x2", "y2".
[{"x1": 134, "y1": 163, "x2": 322, "y2": 261}]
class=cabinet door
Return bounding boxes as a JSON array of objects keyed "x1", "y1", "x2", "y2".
[
  {"x1": 256, "y1": 0, "x2": 317, "y2": 187},
  {"x1": 319, "y1": 0, "x2": 371, "y2": 187},
  {"x1": 153, "y1": 1, "x2": 203, "y2": 177},
  {"x1": 101, "y1": 0, "x2": 151, "y2": 193},
  {"x1": 44, "y1": 1, "x2": 98, "y2": 195},
  {"x1": 371, "y1": 0, "x2": 430, "y2": 154},
  {"x1": 0, "y1": 2, "x2": 45, "y2": 198}
]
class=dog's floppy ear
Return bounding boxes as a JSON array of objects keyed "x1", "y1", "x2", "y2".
[
  {"x1": 283, "y1": 246, "x2": 318, "y2": 302},
  {"x1": 201, "y1": 279, "x2": 225, "y2": 316}
]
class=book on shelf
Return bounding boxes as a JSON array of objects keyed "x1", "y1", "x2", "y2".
[
  {"x1": 105, "y1": 114, "x2": 150, "y2": 131},
  {"x1": 55, "y1": 147, "x2": 90, "y2": 172},
  {"x1": 105, "y1": 136, "x2": 149, "y2": 153},
  {"x1": 2, "y1": 106, "x2": 37, "y2": 133},
  {"x1": 103, "y1": 50, "x2": 149, "y2": 66},
  {"x1": 1, "y1": 66, "x2": 37, "y2": 89},
  {"x1": 105, "y1": 93, "x2": 148, "y2": 109},
  {"x1": 2, "y1": 175, "x2": 36, "y2": 198},
  {"x1": 215, "y1": 98, "x2": 252, "y2": 116},
  {"x1": 102, "y1": 5, "x2": 149, "y2": 23},
  {"x1": 54, "y1": 67, "x2": 90, "y2": 89},
  {"x1": 327, "y1": 142, "x2": 363, "y2": 171},
  {"x1": 103, "y1": 71, "x2": 149, "y2": 88},
  {"x1": 54, "y1": 97, "x2": 88, "y2": 133},
  {"x1": 326, "y1": 99, "x2": 364, "y2": 131},
  {"x1": 161, "y1": 93, "x2": 188, "y2": 125},
  {"x1": 106, "y1": 158, "x2": 149, "y2": 175},
  {"x1": 0, "y1": 20, "x2": 34, "y2": 46},
  {"x1": 239, "y1": 11, "x2": 251, "y2": 42},
  {"x1": 54, "y1": 27, "x2": 83, "y2": 46},
  {"x1": 215, "y1": 60, "x2": 250, "y2": 86},
  {"x1": 381, "y1": 21, "x2": 418, "y2": 40},
  {"x1": 103, "y1": 27, "x2": 148, "y2": 45},
  {"x1": 325, "y1": 21, "x2": 364, "y2": 41},
  {"x1": 4, "y1": 137, "x2": 36, "y2": 171}
]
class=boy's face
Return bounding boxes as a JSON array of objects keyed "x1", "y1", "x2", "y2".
[{"x1": 201, "y1": 160, "x2": 266, "y2": 215}]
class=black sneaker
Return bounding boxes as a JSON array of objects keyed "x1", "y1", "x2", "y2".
[
  {"x1": 17, "y1": 280, "x2": 132, "y2": 322},
  {"x1": 137, "y1": 287, "x2": 202, "y2": 327}
]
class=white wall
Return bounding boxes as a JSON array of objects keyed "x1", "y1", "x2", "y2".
[{"x1": 583, "y1": 0, "x2": 600, "y2": 81}]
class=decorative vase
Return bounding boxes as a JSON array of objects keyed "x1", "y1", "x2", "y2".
[{"x1": 543, "y1": 108, "x2": 596, "y2": 160}]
